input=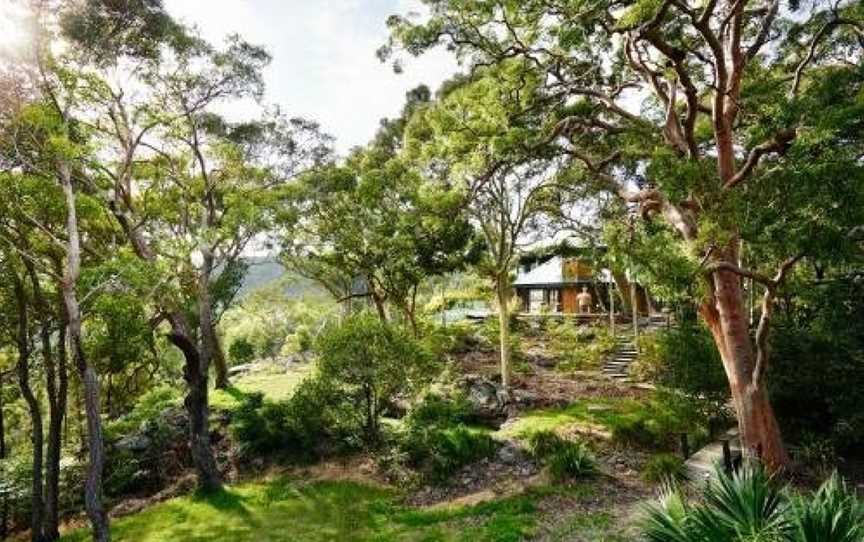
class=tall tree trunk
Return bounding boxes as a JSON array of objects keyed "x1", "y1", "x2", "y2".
[
  {"x1": 42, "y1": 320, "x2": 67, "y2": 541},
  {"x1": 59, "y1": 164, "x2": 110, "y2": 542},
  {"x1": 210, "y1": 325, "x2": 229, "y2": 390},
  {"x1": 192, "y1": 253, "x2": 222, "y2": 492},
  {"x1": 107, "y1": 194, "x2": 222, "y2": 493},
  {"x1": 167, "y1": 312, "x2": 222, "y2": 493},
  {"x1": 12, "y1": 274, "x2": 44, "y2": 542},
  {"x1": 0, "y1": 370, "x2": 6, "y2": 540},
  {"x1": 701, "y1": 266, "x2": 789, "y2": 470},
  {"x1": 495, "y1": 276, "x2": 512, "y2": 394},
  {"x1": 610, "y1": 271, "x2": 633, "y2": 313}
]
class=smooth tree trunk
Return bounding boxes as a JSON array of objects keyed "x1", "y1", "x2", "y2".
[
  {"x1": 42, "y1": 322, "x2": 67, "y2": 541},
  {"x1": 108, "y1": 195, "x2": 222, "y2": 493},
  {"x1": 495, "y1": 276, "x2": 512, "y2": 394},
  {"x1": 59, "y1": 164, "x2": 110, "y2": 542},
  {"x1": 701, "y1": 264, "x2": 789, "y2": 470},
  {"x1": 0, "y1": 370, "x2": 6, "y2": 540},
  {"x1": 12, "y1": 273, "x2": 45, "y2": 542},
  {"x1": 211, "y1": 325, "x2": 230, "y2": 390}
]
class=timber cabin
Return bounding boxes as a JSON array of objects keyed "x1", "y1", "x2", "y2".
[{"x1": 513, "y1": 256, "x2": 615, "y2": 315}]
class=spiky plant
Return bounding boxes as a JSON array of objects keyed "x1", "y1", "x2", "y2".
[
  {"x1": 641, "y1": 463, "x2": 789, "y2": 542},
  {"x1": 786, "y1": 472, "x2": 864, "y2": 542}
]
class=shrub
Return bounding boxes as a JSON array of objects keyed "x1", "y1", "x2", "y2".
[
  {"x1": 315, "y1": 313, "x2": 436, "y2": 442},
  {"x1": 400, "y1": 424, "x2": 497, "y2": 483},
  {"x1": 526, "y1": 430, "x2": 595, "y2": 482},
  {"x1": 548, "y1": 323, "x2": 615, "y2": 370},
  {"x1": 407, "y1": 392, "x2": 473, "y2": 427},
  {"x1": 104, "y1": 385, "x2": 181, "y2": 441},
  {"x1": 228, "y1": 379, "x2": 354, "y2": 460},
  {"x1": 642, "y1": 454, "x2": 687, "y2": 484},
  {"x1": 229, "y1": 337, "x2": 256, "y2": 365},
  {"x1": 640, "y1": 463, "x2": 864, "y2": 542},
  {"x1": 547, "y1": 443, "x2": 596, "y2": 482},
  {"x1": 642, "y1": 463, "x2": 787, "y2": 542},
  {"x1": 768, "y1": 279, "x2": 864, "y2": 455},
  {"x1": 788, "y1": 473, "x2": 864, "y2": 542},
  {"x1": 630, "y1": 322, "x2": 729, "y2": 422},
  {"x1": 526, "y1": 430, "x2": 568, "y2": 459}
]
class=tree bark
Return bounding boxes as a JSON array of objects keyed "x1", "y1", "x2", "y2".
[
  {"x1": 12, "y1": 272, "x2": 45, "y2": 542},
  {"x1": 210, "y1": 324, "x2": 229, "y2": 390},
  {"x1": 167, "y1": 313, "x2": 222, "y2": 493},
  {"x1": 495, "y1": 276, "x2": 512, "y2": 394},
  {"x1": 59, "y1": 164, "x2": 110, "y2": 542},
  {"x1": 700, "y1": 265, "x2": 789, "y2": 471},
  {"x1": 0, "y1": 370, "x2": 6, "y2": 540},
  {"x1": 42, "y1": 321, "x2": 66, "y2": 542}
]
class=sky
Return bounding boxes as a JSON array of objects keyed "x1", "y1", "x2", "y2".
[{"x1": 163, "y1": 0, "x2": 460, "y2": 154}]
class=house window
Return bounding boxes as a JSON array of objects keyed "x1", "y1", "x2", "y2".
[
  {"x1": 529, "y1": 289, "x2": 545, "y2": 313},
  {"x1": 549, "y1": 289, "x2": 560, "y2": 313}
]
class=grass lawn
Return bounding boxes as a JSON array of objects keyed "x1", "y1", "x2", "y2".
[
  {"x1": 61, "y1": 477, "x2": 542, "y2": 542},
  {"x1": 211, "y1": 365, "x2": 311, "y2": 410}
]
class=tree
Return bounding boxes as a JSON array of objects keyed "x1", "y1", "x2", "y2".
[
  {"x1": 383, "y1": 0, "x2": 864, "y2": 470},
  {"x1": 279, "y1": 87, "x2": 475, "y2": 334},
  {"x1": 314, "y1": 313, "x2": 434, "y2": 441},
  {"x1": 402, "y1": 64, "x2": 565, "y2": 393}
]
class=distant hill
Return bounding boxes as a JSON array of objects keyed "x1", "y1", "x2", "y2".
[{"x1": 238, "y1": 257, "x2": 329, "y2": 300}]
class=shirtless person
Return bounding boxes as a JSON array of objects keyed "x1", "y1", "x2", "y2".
[{"x1": 576, "y1": 286, "x2": 592, "y2": 314}]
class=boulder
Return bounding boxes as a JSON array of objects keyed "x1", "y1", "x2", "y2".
[{"x1": 459, "y1": 374, "x2": 507, "y2": 423}]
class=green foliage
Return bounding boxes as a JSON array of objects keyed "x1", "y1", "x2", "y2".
[
  {"x1": 547, "y1": 443, "x2": 596, "y2": 482},
  {"x1": 547, "y1": 322, "x2": 615, "y2": 370},
  {"x1": 228, "y1": 379, "x2": 352, "y2": 461},
  {"x1": 314, "y1": 313, "x2": 436, "y2": 441},
  {"x1": 641, "y1": 454, "x2": 687, "y2": 485},
  {"x1": 787, "y1": 474, "x2": 864, "y2": 542},
  {"x1": 769, "y1": 278, "x2": 864, "y2": 455},
  {"x1": 399, "y1": 424, "x2": 497, "y2": 484},
  {"x1": 228, "y1": 337, "x2": 256, "y2": 365},
  {"x1": 642, "y1": 464, "x2": 864, "y2": 542},
  {"x1": 63, "y1": 476, "x2": 540, "y2": 541},
  {"x1": 407, "y1": 392, "x2": 474, "y2": 427},
  {"x1": 642, "y1": 464, "x2": 788, "y2": 542},
  {"x1": 526, "y1": 431, "x2": 596, "y2": 482},
  {"x1": 632, "y1": 323, "x2": 730, "y2": 423},
  {"x1": 104, "y1": 386, "x2": 182, "y2": 441}
]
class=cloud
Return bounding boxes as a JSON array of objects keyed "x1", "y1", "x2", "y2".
[{"x1": 164, "y1": 0, "x2": 460, "y2": 154}]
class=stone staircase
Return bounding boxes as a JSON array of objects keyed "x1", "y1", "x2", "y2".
[
  {"x1": 601, "y1": 315, "x2": 670, "y2": 381},
  {"x1": 602, "y1": 333, "x2": 638, "y2": 381}
]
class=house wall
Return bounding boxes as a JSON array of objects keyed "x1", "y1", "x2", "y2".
[{"x1": 561, "y1": 287, "x2": 578, "y2": 313}]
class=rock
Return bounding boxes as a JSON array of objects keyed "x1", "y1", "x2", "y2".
[
  {"x1": 459, "y1": 375, "x2": 507, "y2": 423},
  {"x1": 116, "y1": 434, "x2": 151, "y2": 452},
  {"x1": 497, "y1": 443, "x2": 522, "y2": 465},
  {"x1": 587, "y1": 404, "x2": 612, "y2": 413}
]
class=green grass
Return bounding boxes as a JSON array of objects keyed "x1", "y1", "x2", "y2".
[
  {"x1": 497, "y1": 396, "x2": 695, "y2": 450},
  {"x1": 211, "y1": 366, "x2": 311, "y2": 410},
  {"x1": 61, "y1": 478, "x2": 539, "y2": 542},
  {"x1": 544, "y1": 511, "x2": 629, "y2": 542}
]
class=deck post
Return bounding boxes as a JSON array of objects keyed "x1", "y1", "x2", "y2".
[{"x1": 609, "y1": 282, "x2": 615, "y2": 335}]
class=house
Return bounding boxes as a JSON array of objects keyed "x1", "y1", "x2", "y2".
[{"x1": 513, "y1": 256, "x2": 615, "y2": 314}]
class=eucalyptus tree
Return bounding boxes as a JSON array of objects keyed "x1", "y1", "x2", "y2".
[
  {"x1": 402, "y1": 64, "x2": 567, "y2": 393},
  {"x1": 383, "y1": 0, "x2": 864, "y2": 469},
  {"x1": 279, "y1": 87, "x2": 475, "y2": 334},
  {"x1": 0, "y1": 82, "x2": 117, "y2": 539}
]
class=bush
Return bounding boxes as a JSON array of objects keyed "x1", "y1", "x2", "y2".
[
  {"x1": 399, "y1": 424, "x2": 497, "y2": 483},
  {"x1": 642, "y1": 464, "x2": 864, "y2": 542},
  {"x1": 229, "y1": 379, "x2": 354, "y2": 460},
  {"x1": 547, "y1": 322, "x2": 615, "y2": 370},
  {"x1": 630, "y1": 322, "x2": 729, "y2": 422},
  {"x1": 642, "y1": 454, "x2": 687, "y2": 484},
  {"x1": 769, "y1": 278, "x2": 864, "y2": 455},
  {"x1": 407, "y1": 392, "x2": 473, "y2": 427},
  {"x1": 229, "y1": 337, "x2": 256, "y2": 365},
  {"x1": 315, "y1": 313, "x2": 436, "y2": 442},
  {"x1": 526, "y1": 430, "x2": 595, "y2": 482},
  {"x1": 547, "y1": 442, "x2": 596, "y2": 482}
]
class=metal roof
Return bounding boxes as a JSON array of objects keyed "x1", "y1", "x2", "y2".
[{"x1": 513, "y1": 257, "x2": 613, "y2": 287}]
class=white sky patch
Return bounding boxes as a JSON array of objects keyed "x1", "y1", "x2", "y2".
[{"x1": 164, "y1": 0, "x2": 460, "y2": 155}]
